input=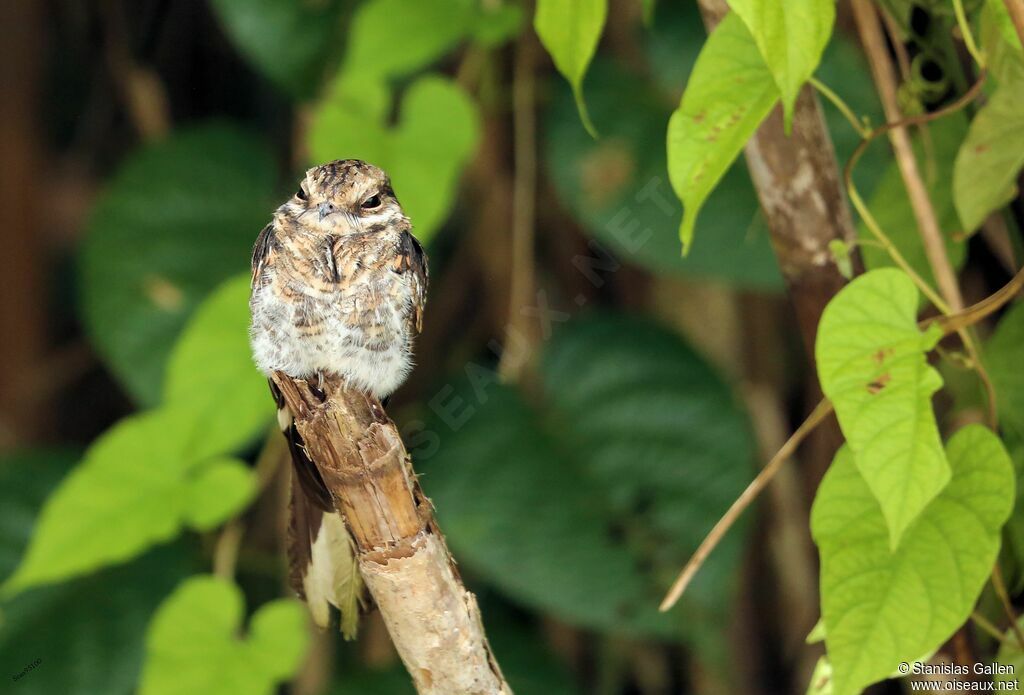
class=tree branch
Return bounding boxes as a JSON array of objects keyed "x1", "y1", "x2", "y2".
[{"x1": 270, "y1": 372, "x2": 512, "y2": 695}]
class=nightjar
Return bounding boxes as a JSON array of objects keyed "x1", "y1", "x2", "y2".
[{"x1": 249, "y1": 160, "x2": 427, "y2": 635}]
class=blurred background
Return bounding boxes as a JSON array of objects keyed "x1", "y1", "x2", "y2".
[{"x1": 1, "y1": 0, "x2": 1014, "y2": 693}]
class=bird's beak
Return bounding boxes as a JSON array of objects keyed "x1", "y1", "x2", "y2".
[{"x1": 318, "y1": 203, "x2": 334, "y2": 222}]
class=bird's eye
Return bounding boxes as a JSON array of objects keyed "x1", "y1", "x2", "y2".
[
  {"x1": 296, "y1": 186, "x2": 308, "y2": 201},
  {"x1": 361, "y1": 194, "x2": 382, "y2": 209}
]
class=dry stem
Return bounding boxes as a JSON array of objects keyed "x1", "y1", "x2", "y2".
[
  {"x1": 851, "y1": 0, "x2": 965, "y2": 312},
  {"x1": 270, "y1": 372, "x2": 512, "y2": 695}
]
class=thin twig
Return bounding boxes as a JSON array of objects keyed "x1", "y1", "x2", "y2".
[
  {"x1": 660, "y1": 399, "x2": 835, "y2": 611},
  {"x1": 809, "y1": 77, "x2": 870, "y2": 138},
  {"x1": 992, "y1": 564, "x2": 1024, "y2": 649},
  {"x1": 498, "y1": 24, "x2": 538, "y2": 382},
  {"x1": 878, "y1": 6, "x2": 936, "y2": 181},
  {"x1": 213, "y1": 520, "x2": 244, "y2": 580},
  {"x1": 211, "y1": 431, "x2": 285, "y2": 581},
  {"x1": 971, "y1": 611, "x2": 1013, "y2": 645},
  {"x1": 852, "y1": 0, "x2": 965, "y2": 312},
  {"x1": 659, "y1": 264, "x2": 1024, "y2": 611}
]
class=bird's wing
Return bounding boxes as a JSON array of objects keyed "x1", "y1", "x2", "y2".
[
  {"x1": 395, "y1": 230, "x2": 429, "y2": 334},
  {"x1": 269, "y1": 379, "x2": 365, "y2": 638},
  {"x1": 250, "y1": 222, "x2": 278, "y2": 288}
]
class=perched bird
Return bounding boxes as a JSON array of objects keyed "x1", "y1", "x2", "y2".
[{"x1": 249, "y1": 160, "x2": 427, "y2": 637}]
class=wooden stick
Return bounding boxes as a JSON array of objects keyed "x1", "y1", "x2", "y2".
[
  {"x1": 851, "y1": 0, "x2": 965, "y2": 312},
  {"x1": 270, "y1": 372, "x2": 512, "y2": 695}
]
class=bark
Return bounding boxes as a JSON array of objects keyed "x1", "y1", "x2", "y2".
[
  {"x1": 270, "y1": 372, "x2": 512, "y2": 695},
  {"x1": 0, "y1": 0, "x2": 45, "y2": 445},
  {"x1": 697, "y1": 0, "x2": 859, "y2": 364},
  {"x1": 696, "y1": 0, "x2": 853, "y2": 482}
]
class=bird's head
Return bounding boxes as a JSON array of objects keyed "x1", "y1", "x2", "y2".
[{"x1": 286, "y1": 159, "x2": 407, "y2": 235}]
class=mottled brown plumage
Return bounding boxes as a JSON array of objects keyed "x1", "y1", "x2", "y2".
[{"x1": 248, "y1": 160, "x2": 428, "y2": 635}]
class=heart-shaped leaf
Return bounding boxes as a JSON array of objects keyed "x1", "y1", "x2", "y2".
[
  {"x1": 308, "y1": 75, "x2": 480, "y2": 243},
  {"x1": 986, "y1": 301, "x2": 1024, "y2": 446},
  {"x1": 544, "y1": 58, "x2": 782, "y2": 288},
  {"x1": 534, "y1": 0, "x2": 607, "y2": 137},
  {"x1": 729, "y1": 0, "x2": 835, "y2": 130},
  {"x1": 815, "y1": 268, "x2": 948, "y2": 548},
  {"x1": 0, "y1": 451, "x2": 195, "y2": 695},
  {"x1": 1, "y1": 406, "x2": 257, "y2": 595},
  {"x1": 80, "y1": 124, "x2": 275, "y2": 405},
  {"x1": 164, "y1": 273, "x2": 271, "y2": 456},
  {"x1": 420, "y1": 312, "x2": 754, "y2": 650},
  {"x1": 139, "y1": 575, "x2": 309, "y2": 695},
  {"x1": 813, "y1": 426, "x2": 1014, "y2": 695},
  {"x1": 209, "y1": 0, "x2": 348, "y2": 98},
  {"x1": 667, "y1": 12, "x2": 780, "y2": 253},
  {"x1": 953, "y1": 80, "x2": 1024, "y2": 233}
]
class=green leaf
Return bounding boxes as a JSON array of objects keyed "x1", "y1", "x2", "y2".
[
  {"x1": 182, "y1": 457, "x2": 257, "y2": 531},
  {"x1": 812, "y1": 426, "x2": 1015, "y2": 695},
  {"x1": 139, "y1": 575, "x2": 309, "y2": 695},
  {"x1": 987, "y1": 302, "x2": 1024, "y2": 445},
  {"x1": 471, "y1": 2, "x2": 524, "y2": 47},
  {"x1": 421, "y1": 313, "x2": 754, "y2": 648},
  {"x1": 729, "y1": 0, "x2": 835, "y2": 130},
  {"x1": 986, "y1": 0, "x2": 1024, "y2": 55},
  {"x1": 209, "y1": 0, "x2": 347, "y2": 98},
  {"x1": 80, "y1": 124, "x2": 275, "y2": 405},
  {"x1": 534, "y1": 0, "x2": 607, "y2": 137},
  {"x1": 982, "y1": 0, "x2": 1024, "y2": 85},
  {"x1": 995, "y1": 614, "x2": 1024, "y2": 687},
  {"x1": 815, "y1": 268, "x2": 948, "y2": 548},
  {"x1": 308, "y1": 75, "x2": 480, "y2": 243},
  {"x1": 543, "y1": 59, "x2": 782, "y2": 288},
  {"x1": 806, "y1": 656, "x2": 833, "y2": 695},
  {"x1": 343, "y1": 0, "x2": 473, "y2": 80},
  {"x1": 667, "y1": 12, "x2": 780, "y2": 253},
  {"x1": 164, "y1": 273, "x2": 270, "y2": 456},
  {"x1": 1, "y1": 407, "x2": 255, "y2": 595},
  {"x1": 953, "y1": 83, "x2": 1024, "y2": 233},
  {"x1": 0, "y1": 451, "x2": 195, "y2": 695},
  {"x1": 858, "y1": 116, "x2": 968, "y2": 292}
]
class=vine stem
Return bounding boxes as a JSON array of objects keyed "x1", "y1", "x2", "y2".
[
  {"x1": 211, "y1": 430, "x2": 285, "y2": 581},
  {"x1": 971, "y1": 611, "x2": 1013, "y2": 645},
  {"x1": 841, "y1": 67, "x2": 998, "y2": 426},
  {"x1": 498, "y1": 20, "x2": 538, "y2": 382},
  {"x1": 659, "y1": 399, "x2": 834, "y2": 611},
  {"x1": 659, "y1": 264, "x2": 1024, "y2": 612},
  {"x1": 213, "y1": 520, "x2": 244, "y2": 580},
  {"x1": 991, "y1": 564, "x2": 1024, "y2": 648},
  {"x1": 809, "y1": 77, "x2": 869, "y2": 138},
  {"x1": 953, "y1": 0, "x2": 986, "y2": 68}
]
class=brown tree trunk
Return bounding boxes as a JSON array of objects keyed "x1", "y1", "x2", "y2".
[{"x1": 695, "y1": 0, "x2": 853, "y2": 480}]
